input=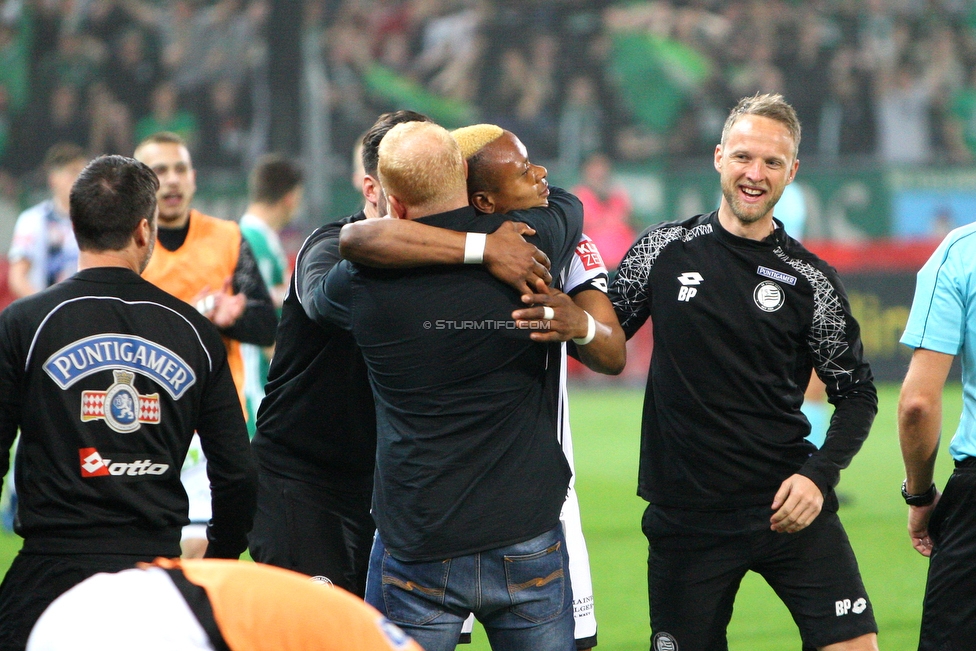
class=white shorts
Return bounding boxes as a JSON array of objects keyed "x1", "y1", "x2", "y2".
[{"x1": 181, "y1": 434, "x2": 211, "y2": 541}]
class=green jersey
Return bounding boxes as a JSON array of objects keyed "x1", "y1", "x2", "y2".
[{"x1": 239, "y1": 213, "x2": 288, "y2": 436}]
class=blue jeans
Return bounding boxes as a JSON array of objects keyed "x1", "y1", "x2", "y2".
[{"x1": 365, "y1": 526, "x2": 575, "y2": 651}]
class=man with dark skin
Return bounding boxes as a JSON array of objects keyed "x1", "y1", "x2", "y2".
[
  {"x1": 339, "y1": 123, "x2": 624, "y2": 650},
  {"x1": 309, "y1": 120, "x2": 582, "y2": 651},
  {"x1": 248, "y1": 112, "x2": 552, "y2": 597},
  {"x1": 341, "y1": 125, "x2": 624, "y2": 373}
]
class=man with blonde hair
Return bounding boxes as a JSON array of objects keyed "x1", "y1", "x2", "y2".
[
  {"x1": 341, "y1": 122, "x2": 624, "y2": 650},
  {"x1": 306, "y1": 120, "x2": 583, "y2": 651},
  {"x1": 609, "y1": 93, "x2": 878, "y2": 651},
  {"x1": 250, "y1": 111, "x2": 430, "y2": 598},
  {"x1": 249, "y1": 112, "x2": 546, "y2": 600}
]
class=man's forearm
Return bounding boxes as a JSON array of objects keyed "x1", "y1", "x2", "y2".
[
  {"x1": 898, "y1": 348, "x2": 954, "y2": 493},
  {"x1": 225, "y1": 240, "x2": 278, "y2": 345},
  {"x1": 899, "y1": 400, "x2": 941, "y2": 493},
  {"x1": 207, "y1": 475, "x2": 257, "y2": 558},
  {"x1": 340, "y1": 219, "x2": 465, "y2": 268},
  {"x1": 798, "y1": 384, "x2": 877, "y2": 495},
  {"x1": 221, "y1": 300, "x2": 277, "y2": 346},
  {"x1": 7, "y1": 260, "x2": 38, "y2": 298},
  {"x1": 199, "y1": 389, "x2": 258, "y2": 558},
  {"x1": 341, "y1": 219, "x2": 550, "y2": 294},
  {"x1": 572, "y1": 290, "x2": 626, "y2": 375}
]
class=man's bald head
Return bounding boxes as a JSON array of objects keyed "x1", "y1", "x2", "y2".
[{"x1": 377, "y1": 122, "x2": 467, "y2": 217}]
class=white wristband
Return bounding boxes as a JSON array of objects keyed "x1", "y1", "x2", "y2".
[
  {"x1": 463, "y1": 232, "x2": 486, "y2": 264},
  {"x1": 573, "y1": 311, "x2": 596, "y2": 346}
]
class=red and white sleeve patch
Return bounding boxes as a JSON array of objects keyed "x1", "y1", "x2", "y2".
[{"x1": 575, "y1": 238, "x2": 605, "y2": 271}]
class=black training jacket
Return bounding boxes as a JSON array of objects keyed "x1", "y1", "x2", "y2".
[
  {"x1": 0, "y1": 267, "x2": 256, "y2": 557},
  {"x1": 609, "y1": 211, "x2": 877, "y2": 512},
  {"x1": 307, "y1": 189, "x2": 583, "y2": 562},
  {"x1": 250, "y1": 212, "x2": 377, "y2": 492}
]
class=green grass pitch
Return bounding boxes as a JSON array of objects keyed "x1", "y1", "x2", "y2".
[{"x1": 0, "y1": 382, "x2": 961, "y2": 650}]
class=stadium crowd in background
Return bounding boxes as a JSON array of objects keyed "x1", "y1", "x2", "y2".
[
  {"x1": 0, "y1": 0, "x2": 267, "y2": 182},
  {"x1": 0, "y1": 0, "x2": 975, "y2": 194},
  {"x1": 304, "y1": 0, "x2": 976, "y2": 168}
]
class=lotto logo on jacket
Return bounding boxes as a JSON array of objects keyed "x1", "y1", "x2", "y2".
[
  {"x1": 79, "y1": 447, "x2": 171, "y2": 479},
  {"x1": 43, "y1": 334, "x2": 196, "y2": 399}
]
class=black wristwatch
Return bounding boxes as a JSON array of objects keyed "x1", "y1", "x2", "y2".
[{"x1": 901, "y1": 480, "x2": 937, "y2": 506}]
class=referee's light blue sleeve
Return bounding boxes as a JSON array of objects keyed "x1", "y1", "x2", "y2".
[{"x1": 901, "y1": 237, "x2": 966, "y2": 356}]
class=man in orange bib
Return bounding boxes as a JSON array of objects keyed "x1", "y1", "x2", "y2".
[
  {"x1": 135, "y1": 132, "x2": 276, "y2": 558},
  {"x1": 28, "y1": 558, "x2": 422, "y2": 651}
]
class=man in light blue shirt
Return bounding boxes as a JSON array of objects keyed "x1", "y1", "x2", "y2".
[{"x1": 898, "y1": 220, "x2": 976, "y2": 651}]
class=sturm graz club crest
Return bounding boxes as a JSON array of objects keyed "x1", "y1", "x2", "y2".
[
  {"x1": 753, "y1": 280, "x2": 785, "y2": 312},
  {"x1": 81, "y1": 370, "x2": 160, "y2": 433},
  {"x1": 653, "y1": 632, "x2": 678, "y2": 651}
]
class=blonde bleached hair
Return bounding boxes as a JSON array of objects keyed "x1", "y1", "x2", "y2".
[
  {"x1": 377, "y1": 121, "x2": 466, "y2": 209},
  {"x1": 451, "y1": 124, "x2": 504, "y2": 159},
  {"x1": 451, "y1": 124, "x2": 515, "y2": 194}
]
